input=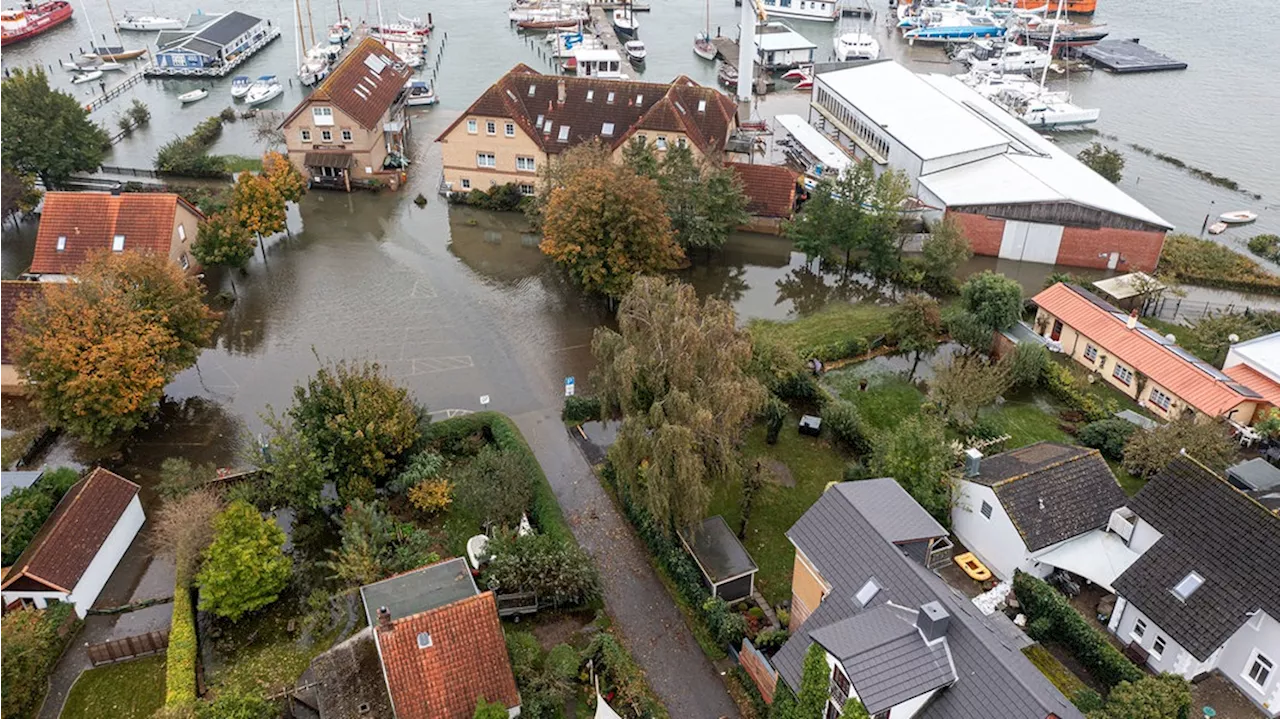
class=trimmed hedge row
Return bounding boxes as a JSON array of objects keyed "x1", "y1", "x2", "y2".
[
  {"x1": 164, "y1": 583, "x2": 197, "y2": 706},
  {"x1": 428, "y1": 411, "x2": 574, "y2": 546},
  {"x1": 1013, "y1": 571, "x2": 1143, "y2": 691},
  {"x1": 798, "y1": 335, "x2": 870, "y2": 364},
  {"x1": 1041, "y1": 361, "x2": 1115, "y2": 423},
  {"x1": 562, "y1": 395, "x2": 602, "y2": 425}
]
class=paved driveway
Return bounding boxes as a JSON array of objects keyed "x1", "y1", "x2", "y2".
[{"x1": 515, "y1": 410, "x2": 739, "y2": 719}]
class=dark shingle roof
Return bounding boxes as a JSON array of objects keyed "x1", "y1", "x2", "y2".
[
  {"x1": 282, "y1": 38, "x2": 413, "y2": 131},
  {"x1": 778, "y1": 482, "x2": 1082, "y2": 719},
  {"x1": 196, "y1": 11, "x2": 262, "y2": 46},
  {"x1": 1112, "y1": 456, "x2": 1280, "y2": 660},
  {"x1": 309, "y1": 627, "x2": 394, "y2": 719},
  {"x1": 1, "y1": 281, "x2": 44, "y2": 364},
  {"x1": 679, "y1": 515, "x2": 757, "y2": 584},
  {"x1": 971, "y1": 443, "x2": 1128, "y2": 551},
  {"x1": 360, "y1": 557, "x2": 478, "y2": 627},
  {"x1": 810, "y1": 605, "x2": 956, "y2": 714},
  {"x1": 437, "y1": 64, "x2": 737, "y2": 157},
  {"x1": 834, "y1": 479, "x2": 947, "y2": 545}
]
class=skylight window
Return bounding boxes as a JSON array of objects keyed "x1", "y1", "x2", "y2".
[
  {"x1": 528, "y1": 84, "x2": 536, "y2": 97},
  {"x1": 558, "y1": 125, "x2": 570, "y2": 142},
  {"x1": 636, "y1": 94, "x2": 643, "y2": 105},
  {"x1": 601, "y1": 122, "x2": 614, "y2": 136},
  {"x1": 586, "y1": 89, "x2": 595, "y2": 102},
  {"x1": 112, "y1": 235, "x2": 125, "y2": 252},
  {"x1": 363, "y1": 53, "x2": 386, "y2": 74},
  {"x1": 56, "y1": 236, "x2": 66, "y2": 251},
  {"x1": 416, "y1": 632, "x2": 432, "y2": 649},
  {"x1": 1171, "y1": 571, "x2": 1203, "y2": 601},
  {"x1": 697, "y1": 99, "x2": 707, "y2": 113},
  {"x1": 606, "y1": 91, "x2": 616, "y2": 104},
  {"x1": 854, "y1": 577, "x2": 881, "y2": 608}
]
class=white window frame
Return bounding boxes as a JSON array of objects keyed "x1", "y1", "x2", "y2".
[
  {"x1": 1151, "y1": 635, "x2": 1167, "y2": 659},
  {"x1": 301, "y1": 129, "x2": 311, "y2": 142},
  {"x1": 179, "y1": 253, "x2": 189, "y2": 270},
  {"x1": 505, "y1": 122, "x2": 516, "y2": 137},
  {"x1": 1244, "y1": 650, "x2": 1274, "y2": 692},
  {"x1": 177, "y1": 225, "x2": 186, "y2": 241},
  {"x1": 341, "y1": 129, "x2": 353, "y2": 142},
  {"x1": 516, "y1": 156, "x2": 536, "y2": 172},
  {"x1": 558, "y1": 125, "x2": 570, "y2": 142},
  {"x1": 1083, "y1": 344, "x2": 1098, "y2": 363},
  {"x1": 312, "y1": 106, "x2": 334, "y2": 126},
  {"x1": 321, "y1": 129, "x2": 332, "y2": 142},
  {"x1": 56, "y1": 235, "x2": 67, "y2": 251},
  {"x1": 677, "y1": 137, "x2": 687, "y2": 149},
  {"x1": 1150, "y1": 387, "x2": 1173, "y2": 412},
  {"x1": 601, "y1": 122, "x2": 615, "y2": 137},
  {"x1": 1113, "y1": 364, "x2": 1134, "y2": 386},
  {"x1": 112, "y1": 235, "x2": 125, "y2": 252},
  {"x1": 467, "y1": 119, "x2": 478, "y2": 134},
  {"x1": 486, "y1": 120, "x2": 497, "y2": 136},
  {"x1": 476, "y1": 153, "x2": 496, "y2": 168},
  {"x1": 656, "y1": 136, "x2": 668, "y2": 150},
  {"x1": 518, "y1": 183, "x2": 535, "y2": 196},
  {"x1": 1131, "y1": 618, "x2": 1146, "y2": 641}
]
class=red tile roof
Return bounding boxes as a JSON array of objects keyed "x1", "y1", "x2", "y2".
[
  {"x1": 1225, "y1": 363, "x2": 1280, "y2": 409},
  {"x1": 0, "y1": 468, "x2": 140, "y2": 594},
  {"x1": 1, "y1": 281, "x2": 44, "y2": 365},
  {"x1": 1032, "y1": 283, "x2": 1259, "y2": 417},
  {"x1": 728, "y1": 162, "x2": 799, "y2": 217},
  {"x1": 377, "y1": 591, "x2": 520, "y2": 719},
  {"x1": 29, "y1": 192, "x2": 200, "y2": 276},
  {"x1": 282, "y1": 37, "x2": 413, "y2": 131},
  {"x1": 438, "y1": 64, "x2": 737, "y2": 157}
]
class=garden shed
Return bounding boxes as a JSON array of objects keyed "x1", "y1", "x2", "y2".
[{"x1": 678, "y1": 516, "x2": 758, "y2": 602}]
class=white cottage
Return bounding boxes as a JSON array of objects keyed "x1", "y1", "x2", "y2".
[
  {"x1": 1, "y1": 468, "x2": 144, "y2": 617},
  {"x1": 1108, "y1": 456, "x2": 1280, "y2": 717}
]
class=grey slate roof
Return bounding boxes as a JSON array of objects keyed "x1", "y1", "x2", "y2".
[
  {"x1": 834, "y1": 479, "x2": 948, "y2": 544},
  {"x1": 810, "y1": 605, "x2": 956, "y2": 715},
  {"x1": 971, "y1": 443, "x2": 1127, "y2": 551},
  {"x1": 179, "y1": 38, "x2": 224, "y2": 59},
  {"x1": 1112, "y1": 456, "x2": 1280, "y2": 660},
  {"x1": 679, "y1": 515, "x2": 758, "y2": 583},
  {"x1": 1, "y1": 470, "x2": 45, "y2": 498},
  {"x1": 307, "y1": 627, "x2": 394, "y2": 719},
  {"x1": 196, "y1": 11, "x2": 263, "y2": 46},
  {"x1": 778, "y1": 481, "x2": 1083, "y2": 719},
  {"x1": 1227, "y1": 457, "x2": 1280, "y2": 492},
  {"x1": 359, "y1": 557, "x2": 478, "y2": 626}
]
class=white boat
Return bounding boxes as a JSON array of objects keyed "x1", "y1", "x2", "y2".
[
  {"x1": 71, "y1": 69, "x2": 103, "y2": 84},
  {"x1": 178, "y1": 88, "x2": 209, "y2": 103},
  {"x1": 61, "y1": 58, "x2": 125, "y2": 72},
  {"x1": 244, "y1": 75, "x2": 283, "y2": 106},
  {"x1": 833, "y1": 31, "x2": 880, "y2": 61},
  {"x1": 1219, "y1": 210, "x2": 1258, "y2": 224},
  {"x1": 694, "y1": 31, "x2": 716, "y2": 60},
  {"x1": 612, "y1": 6, "x2": 638, "y2": 37},
  {"x1": 388, "y1": 41, "x2": 424, "y2": 68},
  {"x1": 117, "y1": 12, "x2": 185, "y2": 31},
  {"x1": 957, "y1": 39, "x2": 1049, "y2": 73},
  {"x1": 758, "y1": 0, "x2": 838, "y2": 22},
  {"x1": 299, "y1": 56, "x2": 329, "y2": 86},
  {"x1": 230, "y1": 75, "x2": 251, "y2": 98},
  {"x1": 404, "y1": 79, "x2": 437, "y2": 106},
  {"x1": 549, "y1": 31, "x2": 603, "y2": 59},
  {"x1": 624, "y1": 39, "x2": 646, "y2": 64}
]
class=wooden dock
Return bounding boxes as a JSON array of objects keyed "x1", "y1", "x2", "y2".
[
  {"x1": 1080, "y1": 39, "x2": 1187, "y2": 74},
  {"x1": 84, "y1": 71, "x2": 147, "y2": 114},
  {"x1": 586, "y1": 5, "x2": 624, "y2": 51},
  {"x1": 708, "y1": 36, "x2": 774, "y2": 92}
]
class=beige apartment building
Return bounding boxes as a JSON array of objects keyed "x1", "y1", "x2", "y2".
[
  {"x1": 280, "y1": 37, "x2": 413, "y2": 191},
  {"x1": 436, "y1": 64, "x2": 738, "y2": 195}
]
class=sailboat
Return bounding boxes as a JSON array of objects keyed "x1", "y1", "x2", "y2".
[
  {"x1": 90, "y1": 0, "x2": 149, "y2": 59},
  {"x1": 295, "y1": 0, "x2": 329, "y2": 86},
  {"x1": 612, "y1": 0, "x2": 638, "y2": 38},
  {"x1": 832, "y1": 13, "x2": 879, "y2": 61},
  {"x1": 694, "y1": 0, "x2": 715, "y2": 59}
]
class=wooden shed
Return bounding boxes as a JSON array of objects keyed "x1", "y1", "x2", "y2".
[{"x1": 678, "y1": 516, "x2": 759, "y2": 602}]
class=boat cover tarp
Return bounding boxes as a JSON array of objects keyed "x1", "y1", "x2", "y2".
[
  {"x1": 594, "y1": 692, "x2": 624, "y2": 719},
  {"x1": 1030, "y1": 529, "x2": 1140, "y2": 593}
]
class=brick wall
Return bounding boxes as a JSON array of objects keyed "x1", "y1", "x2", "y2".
[
  {"x1": 947, "y1": 211, "x2": 1004, "y2": 257},
  {"x1": 739, "y1": 637, "x2": 779, "y2": 704},
  {"x1": 1055, "y1": 226, "x2": 1167, "y2": 273}
]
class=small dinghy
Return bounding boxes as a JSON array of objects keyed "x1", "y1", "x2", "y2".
[
  {"x1": 71, "y1": 69, "x2": 103, "y2": 84},
  {"x1": 1219, "y1": 210, "x2": 1258, "y2": 224},
  {"x1": 1207, "y1": 222, "x2": 1229, "y2": 235},
  {"x1": 781, "y1": 66, "x2": 811, "y2": 81},
  {"x1": 179, "y1": 88, "x2": 209, "y2": 104}
]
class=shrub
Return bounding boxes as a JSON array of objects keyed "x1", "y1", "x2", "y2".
[
  {"x1": 581, "y1": 632, "x2": 666, "y2": 718},
  {"x1": 1092, "y1": 674, "x2": 1192, "y2": 719},
  {"x1": 1076, "y1": 143, "x2": 1125, "y2": 183},
  {"x1": 1041, "y1": 361, "x2": 1114, "y2": 422},
  {"x1": 946, "y1": 309, "x2": 995, "y2": 354},
  {"x1": 218, "y1": 107, "x2": 237, "y2": 123},
  {"x1": 126, "y1": 98, "x2": 151, "y2": 126},
  {"x1": 960, "y1": 271, "x2": 1023, "y2": 332},
  {"x1": 408, "y1": 478, "x2": 453, "y2": 514},
  {"x1": 702, "y1": 597, "x2": 748, "y2": 647},
  {"x1": 1072, "y1": 688, "x2": 1105, "y2": 714},
  {"x1": 196, "y1": 500, "x2": 292, "y2": 622},
  {"x1": 842, "y1": 461, "x2": 871, "y2": 482},
  {"x1": 763, "y1": 396, "x2": 788, "y2": 445},
  {"x1": 165, "y1": 582, "x2": 197, "y2": 706},
  {"x1": 155, "y1": 117, "x2": 228, "y2": 177},
  {"x1": 484, "y1": 530, "x2": 601, "y2": 609},
  {"x1": 776, "y1": 608, "x2": 790, "y2": 627},
  {"x1": 754, "y1": 628, "x2": 790, "y2": 653},
  {"x1": 1008, "y1": 342, "x2": 1049, "y2": 389},
  {"x1": 562, "y1": 395, "x2": 602, "y2": 424},
  {"x1": 450, "y1": 184, "x2": 528, "y2": 212},
  {"x1": 1, "y1": 604, "x2": 80, "y2": 719},
  {"x1": 1013, "y1": 571, "x2": 1143, "y2": 690},
  {"x1": 453, "y1": 445, "x2": 534, "y2": 529},
  {"x1": 1077, "y1": 419, "x2": 1137, "y2": 462},
  {"x1": 1, "y1": 467, "x2": 81, "y2": 565},
  {"x1": 1158, "y1": 233, "x2": 1280, "y2": 292},
  {"x1": 1122, "y1": 418, "x2": 1236, "y2": 478},
  {"x1": 390, "y1": 450, "x2": 445, "y2": 494},
  {"x1": 823, "y1": 399, "x2": 870, "y2": 455},
  {"x1": 1247, "y1": 234, "x2": 1280, "y2": 262}
]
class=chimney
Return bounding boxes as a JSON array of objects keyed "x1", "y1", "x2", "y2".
[
  {"x1": 963, "y1": 448, "x2": 982, "y2": 478},
  {"x1": 557, "y1": 79, "x2": 566, "y2": 105},
  {"x1": 1126, "y1": 310, "x2": 1139, "y2": 330},
  {"x1": 916, "y1": 601, "x2": 950, "y2": 643},
  {"x1": 377, "y1": 606, "x2": 391, "y2": 630},
  {"x1": 110, "y1": 183, "x2": 122, "y2": 196}
]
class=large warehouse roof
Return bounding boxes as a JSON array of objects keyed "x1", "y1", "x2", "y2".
[{"x1": 816, "y1": 61, "x2": 1008, "y2": 162}]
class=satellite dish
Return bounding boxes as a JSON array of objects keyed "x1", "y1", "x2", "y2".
[
  {"x1": 1165, "y1": 334, "x2": 1176, "y2": 342},
  {"x1": 1228, "y1": 333, "x2": 1240, "y2": 343}
]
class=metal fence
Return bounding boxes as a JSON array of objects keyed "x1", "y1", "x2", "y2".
[
  {"x1": 98, "y1": 165, "x2": 161, "y2": 178},
  {"x1": 86, "y1": 630, "x2": 169, "y2": 666},
  {"x1": 1140, "y1": 296, "x2": 1275, "y2": 323}
]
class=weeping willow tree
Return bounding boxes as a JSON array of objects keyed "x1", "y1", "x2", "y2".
[{"x1": 593, "y1": 276, "x2": 766, "y2": 536}]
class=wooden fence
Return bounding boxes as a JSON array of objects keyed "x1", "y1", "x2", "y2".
[{"x1": 86, "y1": 630, "x2": 170, "y2": 666}]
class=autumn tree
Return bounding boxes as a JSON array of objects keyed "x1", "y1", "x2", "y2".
[
  {"x1": 655, "y1": 143, "x2": 749, "y2": 255},
  {"x1": 196, "y1": 500, "x2": 292, "y2": 622},
  {"x1": 920, "y1": 216, "x2": 972, "y2": 293},
  {"x1": 786, "y1": 159, "x2": 910, "y2": 278},
  {"x1": 0, "y1": 166, "x2": 42, "y2": 222},
  {"x1": 929, "y1": 354, "x2": 1012, "y2": 428},
  {"x1": 262, "y1": 151, "x2": 307, "y2": 204},
  {"x1": 149, "y1": 489, "x2": 222, "y2": 581},
  {"x1": 890, "y1": 293, "x2": 942, "y2": 380},
  {"x1": 540, "y1": 164, "x2": 684, "y2": 299},
  {"x1": 1122, "y1": 418, "x2": 1237, "y2": 478},
  {"x1": 192, "y1": 212, "x2": 257, "y2": 277},
  {"x1": 528, "y1": 139, "x2": 613, "y2": 226},
  {"x1": 594, "y1": 277, "x2": 766, "y2": 534},
  {"x1": 286, "y1": 359, "x2": 421, "y2": 502},
  {"x1": 12, "y1": 252, "x2": 217, "y2": 444},
  {"x1": 871, "y1": 415, "x2": 954, "y2": 524},
  {"x1": 230, "y1": 171, "x2": 286, "y2": 244},
  {"x1": 1, "y1": 68, "x2": 109, "y2": 189}
]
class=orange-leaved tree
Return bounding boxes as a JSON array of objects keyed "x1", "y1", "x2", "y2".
[
  {"x1": 262, "y1": 151, "x2": 306, "y2": 205},
  {"x1": 12, "y1": 251, "x2": 218, "y2": 444},
  {"x1": 539, "y1": 162, "x2": 683, "y2": 300},
  {"x1": 230, "y1": 170, "x2": 286, "y2": 240}
]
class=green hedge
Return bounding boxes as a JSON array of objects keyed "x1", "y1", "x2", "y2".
[
  {"x1": 164, "y1": 584, "x2": 197, "y2": 706},
  {"x1": 1013, "y1": 571, "x2": 1143, "y2": 691},
  {"x1": 1041, "y1": 361, "x2": 1114, "y2": 423},
  {"x1": 562, "y1": 395, "x2": 602, "y2": 425},
  {"x1": 0, "y1": 603, "x2": 81, "y2": 719},
  {"x1": 429, "y1": 412, "x2": 573, "y2": 545}
]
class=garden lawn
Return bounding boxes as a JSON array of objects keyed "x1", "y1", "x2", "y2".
[
  {"x1": 1021, "y1": 644, "x2": 1087, "y2": 700},
  {"x1": 748, "y1": 303, "x2": 894, "y2": 355},
  {"x1": 708, "y1": 419, "x2": 848, "y2": 606},
  {"x1": 1107, "y1": 459, "x2": 1146, "y2": 496},
  {"x1": 837, "y1": 374, "x2": 925, "y2": 431},
  {"x1": 60, "y1": 655, "x2": 165, "y2": 719},
  {"x1": 206, "y1": 596, "x2": 333, "y2": 699},
  {"x1": 984, "y1": 400, "x2": 1070, "y2": 447}
]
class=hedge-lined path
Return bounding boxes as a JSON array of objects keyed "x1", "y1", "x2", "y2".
[{"x1": 514, "y1": 409, "x2": 740, "y2": 719}]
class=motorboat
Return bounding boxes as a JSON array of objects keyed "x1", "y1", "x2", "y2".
[
  {"x1": 896, "y1": 1, "x2": 969, "y2": 28},
  {"x1": 61, "y1": 56, "x2": 124, "y2": 71},
  {"x1": 117, "y1": 11, "x2": 184, "y2": 31},
  {"x1": 1019, "y1": 19, "x2": 1108, "y2": 46},
  {"x1": 717, "y1": 63, "x2": 738, "y2": 86},
  {"x1": 178, "y1": 88, "x2": 209, "y2": 103},
  {"x1": 833, "y1": 31, "x2": 880, "y2": 61},
  {"x1": 612, "y1": 6, "x2": 638, "y2": 37},
  {"x1": 71, "y1": 69, "x2": 103, "y2": 84},
  {"x1": 404, "y1": 79, "x2": 437, "y2": 106},
  {"x1": 694, "y1": 31, "x2": 716, "y2": 60},
  {"x1": 903, "y1": 7, "x2": 1005, "y2": 43},
  {"x1": 794, "y1": 75, "x2": 814, "y2": 90},
  {"x1": 508, "y1": 4, "x2": 585, "y2": 23},
  {"x1": 244, "y1": 75, "x2": 283, "y2": 106},
  {"x1": 781, "y1": 66, "x2": 810, "y2": 81},
  {"x1": 1, "y1": 0, "x2": 74, "y2": 47},
  {"x1": 1219, "y1": 210, "x2": 1258, "y2": 224},
  {"x1": 958, "y1": 38, "x2": 1049, "y2": 73},
  {"x1": 573, "y1": 48, "x2": 627, "y2": 79},
  {"x1": 624, "y1": 39, "x2": 646, "y2": 64},
  {"x1": 230, "y1": 75, "x2": 251, "y2": 98},
  {"x1": 328, "y1": 18, "x2": 352, "y2": 44},
  {"x1": 388, "y1": 41, "x2": 423, "y2": 68},
  {"x1": 298, "y1": 53, "x2": 330, "y2": 86}
]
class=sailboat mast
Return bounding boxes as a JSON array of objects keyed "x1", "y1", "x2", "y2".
[
  {"x1": 1038, "y1": 0, "x2": 1061, "y2": 89},
  {"x1": 77, "y1": 0, "x2": 99, "y2": 50},
  {"x1": 295, "y1": 0, "x2": 304, "y2": 66},
  {"x1": 375, "y1": 0, "x2": 386, "y2": 33},
  {"x1": 102, "y1": 0, "x2": 124, "y2": 44},
  {"x1": 305, "y1": 0, "x2": 317, "y2": 47}
]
